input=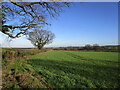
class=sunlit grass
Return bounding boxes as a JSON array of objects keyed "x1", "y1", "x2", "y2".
[{"x1": 28, "y1": 51, "x2": 119, "y2": 88}]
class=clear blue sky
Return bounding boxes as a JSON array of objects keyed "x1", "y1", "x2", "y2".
[{"x1": 0, "y1": 2, "x2": 118, "y2": 48}]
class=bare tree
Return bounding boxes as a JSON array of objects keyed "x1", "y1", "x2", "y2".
[
  {"x1": 84, "y1": 44, "x2": 92, "y2": 50},
  {"x1": 27, "y1": 29, "x2": 55, "y2": 50},
  {"x1": 93, "y1": 44, "x2": 100, "y2": 51},
  {"x1": 1, "y1": 1, "x2": 70, "y2": 38}
]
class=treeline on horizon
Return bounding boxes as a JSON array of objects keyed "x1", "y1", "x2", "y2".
[
  {"x1": 52, "y1": 45, "x2": 119, "y2": 52},
  {"x1": 2, "y1": 45, "x2": 119, "y2": 52}
]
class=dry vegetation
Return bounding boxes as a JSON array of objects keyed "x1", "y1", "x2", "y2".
[{"x1": 2, "y1": 48, "x2": 51, "y2": 88}]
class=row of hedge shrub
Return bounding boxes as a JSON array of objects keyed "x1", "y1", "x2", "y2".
[
  {"x1": 53, "y1": 46, "x2": 119, "y2": 52},
  {"x1": 2, "y1": 49, "x2": 48, "y2": 60}
]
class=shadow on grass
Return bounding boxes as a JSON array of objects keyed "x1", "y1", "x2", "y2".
[
  {"x1": 27, "y1": 51, "x2": 119, "y2": 88},
  {"x1": 28, "y1": 58, "x2": 119, "y2": 86}
]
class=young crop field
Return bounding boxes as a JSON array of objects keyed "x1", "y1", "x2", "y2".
[{"x1": 28, "y1": 51, "x2": 119, "y2": 88}]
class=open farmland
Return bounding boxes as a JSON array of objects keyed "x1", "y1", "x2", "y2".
[{"x1": 28, "y1": 51, "x2": 119, "y2": 88}]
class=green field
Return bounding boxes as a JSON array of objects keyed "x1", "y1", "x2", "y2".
[{"x1": 28, "y1": 51, "x2": 119, "y2": 88}]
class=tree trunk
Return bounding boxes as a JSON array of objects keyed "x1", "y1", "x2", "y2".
[
  {"x1": 37, "y1": 44, "x2": 44, "y2": 50},
  {"x1": 38, "y1": 46, "x2": 42, "y2": 50}
]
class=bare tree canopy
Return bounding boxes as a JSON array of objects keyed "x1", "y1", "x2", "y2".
[
  {"x1": 27, "y1": 29, "x2": 55, "y2": 49},
  {"x1": 1, "y1": 1, "x2": 70, "y2": 38}
]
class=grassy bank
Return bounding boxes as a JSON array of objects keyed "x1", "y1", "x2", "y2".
[
  {"x1": 2, "y1": 48, "x2": 50, "y2": 88},
  {"x1": 2, "y1": 59, "x2": 49, "y2": 88}
]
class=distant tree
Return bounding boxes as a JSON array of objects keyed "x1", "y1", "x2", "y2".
[
  {"x1": 118, "y1": 45, "x2": 120, "y2": 52},
  {"x1": 93, "y1": 44, "x2": 100, "y2": 51},
  {"x1": 84, "y1": 44, "x2": 92, "y2": 50},
  {"x1": 27, "y1": 29, "x2": 55, "y2": 50}
]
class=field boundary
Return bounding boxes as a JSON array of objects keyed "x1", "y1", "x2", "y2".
[{"x1": 26, "y1": 50, "x2": 53, "y2": 59}]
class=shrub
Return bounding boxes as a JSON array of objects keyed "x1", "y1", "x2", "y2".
[{"x1": 2, "y1": 49, "x2": 48, "y2": 60}]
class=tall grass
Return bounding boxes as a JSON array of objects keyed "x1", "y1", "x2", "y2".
[{"x1": 2, "y1": 48, "x2": 50, "y2": 88}]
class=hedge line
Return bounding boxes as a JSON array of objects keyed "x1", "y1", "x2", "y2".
[{"x1": 2, "y1": 49, "x2": 48, "y2": 60}]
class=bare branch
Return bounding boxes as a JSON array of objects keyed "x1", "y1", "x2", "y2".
[{"x1": 1, "y1": 1, "x2": 70, "y2": 38}]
